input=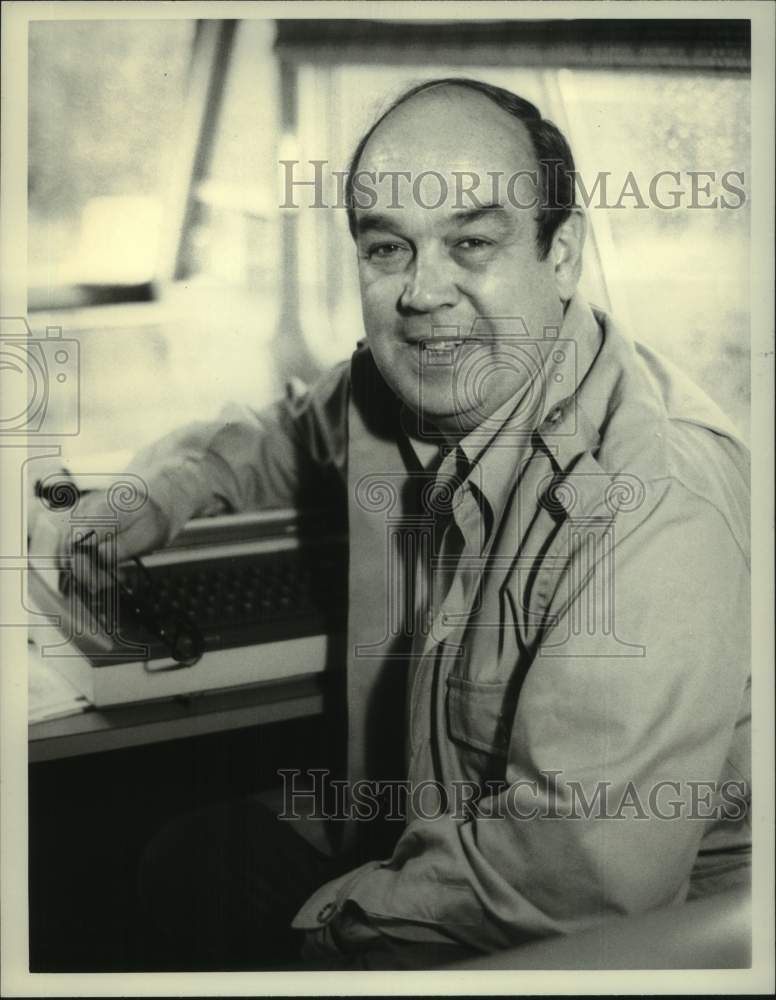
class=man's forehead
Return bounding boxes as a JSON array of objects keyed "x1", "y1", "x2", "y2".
[{"x1": 357, "y1": 86, "x2": 537, "y2": 178}]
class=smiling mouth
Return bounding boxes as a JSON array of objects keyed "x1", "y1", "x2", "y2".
[
  {"x1": 420, "y1": 340, "x2": 462, "y2": 366},
  {"x1": 418, "y1": 337, "x2": 484, "y2": 366}
]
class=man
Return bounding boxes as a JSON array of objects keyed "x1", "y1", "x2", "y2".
[{"x1": 67, "y1": 79, "x2": 751, "y2": 969}]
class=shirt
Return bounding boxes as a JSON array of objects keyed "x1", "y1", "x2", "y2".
[{"x1": 127, "y1": 293, "x2": 751, "y2": 965}]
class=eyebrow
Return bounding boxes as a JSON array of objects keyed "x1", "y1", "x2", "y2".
[
  {"x1": 354, "y1": 213, "x2": 401, "y2": 237},
  {"x1": 354, "y1": 203, "x2": 511, "y2": 238},
  {"x1": 449, "y1": 204, "x2": 510, "y2": 226}
]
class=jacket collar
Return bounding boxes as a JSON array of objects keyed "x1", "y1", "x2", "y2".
[
  {"x1": 461, "y1": 292, "x2": 606, "y2": 532},
  {"x1": 532, "y1": 292, "x2": 605, "y2": 472}
]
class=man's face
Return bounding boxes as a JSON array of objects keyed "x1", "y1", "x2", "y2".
[{"x1": 353, "y1": 87, "x2": 574, "y2": 441}]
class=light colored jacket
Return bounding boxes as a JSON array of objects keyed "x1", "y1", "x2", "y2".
[{"x1": 133, "y1": 294, "x2": 750, "y2": 959}]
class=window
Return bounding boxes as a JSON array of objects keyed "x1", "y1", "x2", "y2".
[
  {"x1": 557, "y1": 70, "x2": 749, "y2": 437},
  {"x1": 175, "y1": 20, "x2": 279, "y2": 292},
  {"x1": 27, "y1": 19, "x2": 283, "y2": 461},
  {"x1": 28, "y1": 19, "x2": 196, "y2": 307}
]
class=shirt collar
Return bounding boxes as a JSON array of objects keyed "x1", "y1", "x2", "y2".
[{"x1": 401, "y1": 415, "x2": 442, "y2": 472}]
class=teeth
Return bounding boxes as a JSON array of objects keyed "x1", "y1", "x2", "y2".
[{"x1": 421, "y1": 338, "x2": 463, "y2": 366}]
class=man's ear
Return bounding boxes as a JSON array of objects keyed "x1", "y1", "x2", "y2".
[{"x1": 550, "y1": 208, "x2": 586, "y2": 300}]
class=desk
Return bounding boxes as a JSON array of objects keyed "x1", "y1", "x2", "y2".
[{"x1": 28, "y1": 673, "x2": 325, "y2": 763}]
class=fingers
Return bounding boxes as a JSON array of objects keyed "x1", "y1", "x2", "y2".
[
  {"x1": 63, "y1": 494, "x2": 169, "y2": 592},
  {"x1": 70, "y1": 531, "x2": 115, "y2": 593}
]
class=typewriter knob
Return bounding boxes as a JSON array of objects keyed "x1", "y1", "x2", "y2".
[{"x1": 162, "y1": 623, "x2": 204, "y2": 666}]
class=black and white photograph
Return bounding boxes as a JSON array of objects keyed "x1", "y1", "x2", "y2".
[{"x1": 1, "y1": 1, "x2": 773, "y2": 994}]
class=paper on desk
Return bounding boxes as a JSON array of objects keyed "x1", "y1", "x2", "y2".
[{"x1": 28, "y1": 645, "x2": 90, "y2": 723}]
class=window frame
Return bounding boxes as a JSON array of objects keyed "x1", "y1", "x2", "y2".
[{"x1": 27, "y1": 19, "x2": 236, "y2": 314}]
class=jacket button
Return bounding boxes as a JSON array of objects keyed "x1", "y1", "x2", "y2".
[{"x1": 316, "y1": 902, "x2": 336, "y2": 924}]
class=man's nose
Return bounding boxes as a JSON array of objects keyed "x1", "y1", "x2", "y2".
[{"x1": 399, "y1": 250, "x2": 458, "y2": 313}]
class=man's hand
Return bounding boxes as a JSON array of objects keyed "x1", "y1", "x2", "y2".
[{"x1": 43, "y1": 489, "x2": 169, "y2": 593}]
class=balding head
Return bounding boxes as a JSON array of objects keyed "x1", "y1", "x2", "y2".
[{"x1": 345, "y1": 77, "x2": 576, "y2": 260}]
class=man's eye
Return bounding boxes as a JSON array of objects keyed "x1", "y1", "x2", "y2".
[
  {"x1": 456, "y1": 238, "x2": 493, "y2": 251},
  {"x1": 367, "y1": 243, "x2": 407, "y2": 259}
]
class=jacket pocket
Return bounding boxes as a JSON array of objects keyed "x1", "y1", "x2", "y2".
[{"x1": 445, "y1": 675, "x2": 510, "y2": 757}]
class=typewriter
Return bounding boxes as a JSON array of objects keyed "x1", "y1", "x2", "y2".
[{"x1": 28, "y1": 509, "x2": 347, "y2": 707}]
